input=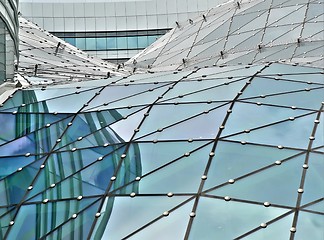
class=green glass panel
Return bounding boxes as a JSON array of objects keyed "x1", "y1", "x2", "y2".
[{"x1": 6, "y1": 198, "x2": 99, "y2": 240}]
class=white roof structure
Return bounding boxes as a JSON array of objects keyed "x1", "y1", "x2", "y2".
[
  {"x1": 126, "y1": 0, "x2": 324, "y2": 72},
  {"x1": 18, "y1": 17, "x2": 129, "y2": 86}
]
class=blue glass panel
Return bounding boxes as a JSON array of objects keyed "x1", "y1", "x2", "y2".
[
  {"x1": 224, "y1": 113, "x2": 317, "y2": 149},
  {"x1": 138, "y1": 36, "x2": 148, "y2": 48},
  {"x1": 207, "y1": 154, "x2": 305, "y2": 207},
  {"x1": 301, "y1": 153, "x2": 324, "y2": 206},
  {"x1": 127, "y1": 36, "x2": 138, "y2": 49},
  {"x1": 64, "y1": 38, "x2": 76, "y2": 46},
  {"x1": 86, "y1": 38, "x2": 96, "y2": 51},
  {"x1": 203, "y1": 141, "x2": 302, "y2": 190},
  {"x1": 116, "y1": 37, "x2": 127, "y2": 50},
  {"x1": 96, "y1": 38, "x2": 106, "y2": 50},
  {"x1": 189, "y1": 197, "x2": 289, "y2": 239},
  {"x1": 107, "y1": 37, "x2": 117, "y2": 50},
  {"x1": 75, "y1": 38, "x2": 86, "y2": 50},
  {"x1": 294, "y1": 211, "x2": 324, "y2": 240},
  {"x1": 97, "y1": 196, "x2": 193, "y2": 239},
  {"x1": 148, "y1": 35, "x2": 158, "y2": 45}
]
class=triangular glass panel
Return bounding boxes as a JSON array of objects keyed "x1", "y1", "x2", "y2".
[
  {"x1": 240, "y1": 77, "x2": 316, "y2": 99},
  {"x1": 128, "y1": 197, "x2": 193, "y2": 240},
  {"x1": 0, "y1": 115, "x2": 74, "y2": 156},
  {"x1": 245, "y1": 88, "x2": 323, "y2": 110},
  {"x1": 0, "y1": 112, "x2": 71, "y2": 143},
  {"x1": 109, "y1": 108, "x2": 148, "y2": 142},
  {"x1": 0, "y1": 156, "x2": 46, "y2": 206},
  {"x1": 114, "y1": 142, "x2": 212, "y2": 194},
  {"x1": 34, "y1": 198, "x2": 101, "y2": 240},
  {"x1": 206, "y1": 154, "x2": 305, "y2": 207},
  {"x1": 188, "y1": 197, "x2": 290, "y2": 239},
  {"x1": 223, "y1": 113, "x2": 317, "y2": 149},
  {"x1": 162, "y1": 80, "x2": 246, "y2": 103},
  {"x1": 294, "y1": 211, "x2": 324, "y2": 240},
  {"x1": 230, "y1": 11, "x2": 266, "y2": 34},
  {"x1": 243, "y1": 212, "x2": 294, "y2": 240},
  {"x1": 203, "y1": 140, "x2": 302, "y2": 190},
  {"x1": 25, "y1": 145, "x2": 128, "y2": 201},
  {"x1": 267, "y1": 5, "x2": 305, "y2": 26},
  {"x1": 302, "y1": 199, "x2": 324, "y2": 213},
  {"x1": 137, "y1": 105, "x2": 228, "y2": 141},
  {"x1": 221, "y1": 102, "x2": 311, "y2": 137},
  {"x1": 300, "y1": 153, "x2": 324, "y2": 206},
  {"x1": 312, "y1": 113, "x2": 323, "y2": 148},
  {"x1": 136, "y1": 103, "x2": 226, "y2": 138},
  {"x1": 95, "y1": 196, "x2": 193, "y2": 240}
]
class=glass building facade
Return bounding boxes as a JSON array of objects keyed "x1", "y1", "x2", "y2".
[
  {"x1": 0, "y1": 0, "x2": 19, "y2": 82},
  {"x1": 18, "y1": 0, "x2": 222, "y2": 61},
  {"x1": 0, "y1": 0, "x2": 323, "y2": 239}
]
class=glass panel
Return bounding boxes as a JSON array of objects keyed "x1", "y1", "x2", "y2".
[
  {"x1": 115, "y1": 142, "x2": 212, "y2": 194},
  {"x1": 107, "y1": 37, "x2": 117, "y2": 50},
  {"x1": 64, "y1": 38, "x2": 76, "y2": 46},
  {"x1": 207, "y1": 154, "x2": 305, "y2": 207},
  {"x1": 26, "y1": 145, "x2": 128, "y2": 201},
  {"x1": 86, "y1": 38, "x2": 96, "y2": 50},
  {"x1": 240, "y1": 77, "x2": 315, "y2": 99},
  {"x1": 117, "y1": 37, "x2": 127, "y2": 50},
  {"x1": 301, "y1": 153, "x2": 324, "y2": 206},
  {"x1": 244, "y1": 88, "x2": 324, "y2": 111},
  {"x1": 96, "y1": 38, "x2": 106, "y2": 50},
  {"x1": 41, "y1": 199, "x2": 101, "y2": 239},
  {"x1": 127, "y1": 36, "x2": 138, "y2": 49},
  {"x1": 294, "y1": 211, "x2": 324, "y2": 240},
  {"x1": 75, "y1": 38, "x2": 86, "y2": 50},
  {"x1": 0, "y1": 158, "x2": 44, "y2": 206},
  {"x1": 136, "y1": 103, "x2": 225, "y2": 138},
  {"x1": 137, "y1": 36, "x2": 148, "y2": 48},
  {"x1": 203, "y1": 141, "x2": 302, "y2": 190},
  {"x1": 302, "y1": 200, "x2": 324, "y2": 213},
  {"x1": 224, "y1": 113, "x2": 317, "y2": 149},
  {"x1": 96, "y1": 196, "x2": 193, "y2": 240},
  {"x1": 137, "y1": 104, "x2": 228, "y2": 141},
  {"x1": 221, "y1": 102, "x2": 311, "y2": 137},
  {"x1": 128, "y1": 198, "x2": 192, "y2": 240},
  {"x1": 6, "y1": 198, "x2": 100, "y2": 239},
  {"x1": 189, "y1": 197, "x2": 289, "y2": 239},
  {"x1": 244, "y1": 213, "x2": 293, "y2": 240},
  {"x1": 162, "y1": 79, "x2": 246, "y2": 103}
]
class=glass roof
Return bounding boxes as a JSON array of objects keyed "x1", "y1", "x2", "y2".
[
  {"x1": 0, "y1": 0, "x2": 323, "y2": 239},
  {"x1": 126, "y1": 0, "x2": 324, "y2": 72},
  {"x1": 0, "y1": 62, "x2": 323, "y2": 239}
]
